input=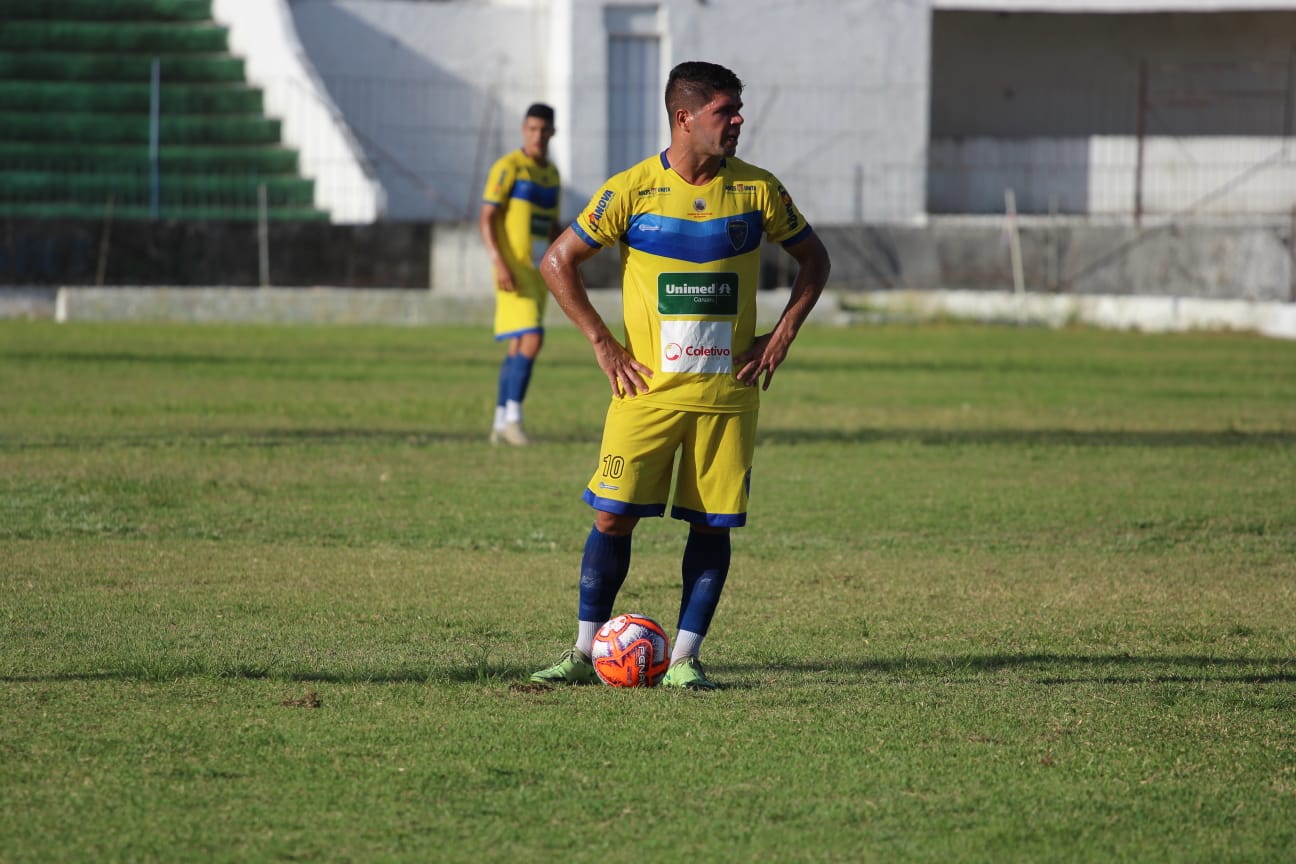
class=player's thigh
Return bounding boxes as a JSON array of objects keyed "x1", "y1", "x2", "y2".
[
  {"x1": 672, "y1": 410, "x2": 757, "y2": 527},
  {"x1": 584, "y1": 400, "x2": 686, "y2": 517}
]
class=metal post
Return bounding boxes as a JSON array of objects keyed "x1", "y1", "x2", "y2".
[
  {"x1": 258, "y1": 183, "x2": 270, "y2": 288},
  {"x1": 96, "y1": 194, "x2": 114, "y2": 286},
  {"x1": 149, "y1": 58, "x2": 161, "y2": 220},
  {"x1": 1047, "y1": 192, "x2": 1060, "y2": 292},
  {"x1": 1284, "y1": 45, "x2": 1295, "y2": 156},
  {"x1": 1134, "y1": 60, "x2": 1148, "y2": 227},
  {"x1": 1005, "y1": 188, "x2": 1025, "y2": 324},
  {"x1": 1290, "y1": 206, "x2": 1296, "y2": 304}
]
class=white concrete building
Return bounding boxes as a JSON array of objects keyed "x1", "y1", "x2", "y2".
[
  {"x1": 283, "y1": 0, "x2": 932, "y2": 224},
  {"x1": 251, "y1": 0, "x2": 1296, "y2": 224},
  {"x1": 931, "y1": 0, "x2": 1296, "y2": 217}
]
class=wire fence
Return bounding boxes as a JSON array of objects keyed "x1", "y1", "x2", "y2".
[{"x1": 4, "y1": 59, "x2": 1296, "y2": 225}]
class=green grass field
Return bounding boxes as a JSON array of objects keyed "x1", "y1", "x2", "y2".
[{"x1": 1, "y1": 319, "x2": 1294, "y2": 862}]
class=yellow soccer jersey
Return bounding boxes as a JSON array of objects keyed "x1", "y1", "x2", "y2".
[
  {"x1": 573, "y1": 151, "x2": 813, "y2": 412},
  {"x1": 482, "y1": 149, "x2": 561, "y2": 271}
]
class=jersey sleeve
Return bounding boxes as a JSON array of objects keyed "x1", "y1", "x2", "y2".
[
  {"x1": 572, "y1": 178, "x2": 629, "y2": 249},
  {"x1": 481, "y1": 157, "x2": 515, "y2": 207},
  {"x1": 763, "y1": 176, "x2": 812, "y2": 247}
]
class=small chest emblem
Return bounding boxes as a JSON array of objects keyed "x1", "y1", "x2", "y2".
[{"x1": 727, "y1": 220, "x2": 749, "y2": 251}]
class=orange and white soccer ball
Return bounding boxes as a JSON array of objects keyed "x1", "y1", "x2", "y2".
[{"x1": 591, "y1": 613, "x2": 670, "y2": 687}]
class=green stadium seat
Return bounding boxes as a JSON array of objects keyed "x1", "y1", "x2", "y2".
[{"x1": 0, "y1": 0, "x2": 327, "y2": 221}]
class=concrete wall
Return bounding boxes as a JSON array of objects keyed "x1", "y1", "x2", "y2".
[
  {"x1": 17, "y1": 280, "x2": 1293, "y2": 340},
  {"x1": 290, "y1": 0, "x2": 547, "y2": 222},
  {"x1": 287, "y1": 0, "x2": 930, "y2": 224},
  {"x1": 820, "y1": 219, "x2": 1295, "y2": 302},
  {"x1": 929, "y1": 10, "x2": 1296, "y2": 215},
  {"x1": 8, "y1": 213, "x2": 1295, "y2": 338},
  {"x1": 6, "y1": 216, "x2": 1291, "y2": 303},
  {"x1": 211, "y1": 0, "x2": 385, "y2": 222}
]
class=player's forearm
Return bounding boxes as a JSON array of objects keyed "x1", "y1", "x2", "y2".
[
  {"x1": 541, "y1": 230, "x2": 617, "y2": 348},
  {"x1": 549, "y1": 272, "x2": 617, "y2": 348},
  {"x1": 771, "y1": 237, "x2": 831, "y2": 343},
  {"x1": 478, "y1": 207, "x2": 509, "y2": 269}
]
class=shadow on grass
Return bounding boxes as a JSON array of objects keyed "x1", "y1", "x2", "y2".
[
  {"x1": 713, "y1": 652, "x2": 1296, "y2": 689},
  {"x1": 757, "y1": 427, "x2": 1296, "y2": 449},
  {"x1": 6, "y1": 426, "x2": 1295, "y2": 452},
  {"x1": 5, "y1": 652, "x2": 1293, "y2": 687}
]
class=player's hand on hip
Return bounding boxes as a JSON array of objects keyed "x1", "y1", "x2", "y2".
[
  {"x1": 735, "y1": 332, "x2": 789, "y2": 391},
  {"x1": 596, "y1": 341, "x2": 653, "y2": 398}
]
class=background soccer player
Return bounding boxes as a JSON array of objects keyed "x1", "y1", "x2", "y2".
[
  {"x1": 479, "y1": 103, "x2": 562, "y2": 446},
  {"x1": 533, "y1": 61, "x2": 831, "y2": 689}
]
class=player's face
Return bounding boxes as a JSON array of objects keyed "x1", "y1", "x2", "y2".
[
  {"x1": 521, "y1": 117, "x2": 555, "y2": 159},
  {"x1": 689, "y1": 90, "x2": 744, "y2": 158}
]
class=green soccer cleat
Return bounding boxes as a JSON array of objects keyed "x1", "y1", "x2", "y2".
[
  {"x1": 661, "y1": 656, "x2": 719, "y2": 691},
  {"x1": 529, "y1": 648, "x2": 596, "y2": 686}
]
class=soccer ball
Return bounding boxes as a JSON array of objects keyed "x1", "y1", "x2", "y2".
[{"x1": 590, "y1": 613, "x2": 670, "y2": 687}]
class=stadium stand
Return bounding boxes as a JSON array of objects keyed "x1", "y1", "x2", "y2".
[{"x1": 0, "y1": 0, "x2": 326, "y2": 220}]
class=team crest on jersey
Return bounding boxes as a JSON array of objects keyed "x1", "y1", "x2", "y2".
[
  {"x1": 693, "y1": 198, "x2": 707, "y2": 212},
  {"x1": 727, "y1": 220, "x2": 749, "y2": 251}
]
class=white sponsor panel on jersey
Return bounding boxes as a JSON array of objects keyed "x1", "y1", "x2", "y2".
[{"x1": 660, "y1": 320, "x2": 732, "y2": 374}]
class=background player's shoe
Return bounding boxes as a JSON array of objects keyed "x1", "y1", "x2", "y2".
[
  {"x1": 529, "y1": 648, "x2": 595, "y2": 685},
  {"x1": 662, "y1": 657, "x2": 719, "y2": 690},
  {"x1": 499, "y1": 421, "x2": 530, "y2": 446}
]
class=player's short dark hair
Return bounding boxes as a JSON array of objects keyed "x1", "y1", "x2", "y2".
[
  {"x1": 524, "y1": 103, "x2": 555, "y2": 124},
  {"x1": 665, "y1": 61, "x2": 744, "y2": 121}
]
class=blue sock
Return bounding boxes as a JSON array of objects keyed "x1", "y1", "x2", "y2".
[
  {"x1": 577, "y1": 526, "x2": 633, "y2": 623},
  {"x1": 507, "y1": 354, "x2": 535, "y2": 404},
  {"x1": 678, "y1": 530, "x2": 730, "y2": 636},
  {"x1": 495, "y1": 354, "x2": 511, "y2": 409}
]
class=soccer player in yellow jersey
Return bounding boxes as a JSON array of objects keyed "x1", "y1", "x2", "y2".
[
  {"x1": 532, "y1": 62, "x2": 831, "y2": 689},
  {"x1": 479, "y1": 103, "x2": 562, "y2": 445}
]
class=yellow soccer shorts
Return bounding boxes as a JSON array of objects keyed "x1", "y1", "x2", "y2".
[
  {"x1": 494, "y1": 266, "x2": 547, "y2": 340},
  {"x1": 582, "y1": 398, "x2": 758, "y2": 528}
]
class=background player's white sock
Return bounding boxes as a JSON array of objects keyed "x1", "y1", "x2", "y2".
[
  {"x1": 492, "y1": 405, "x2": 506, "y2": 431},
  {"x1": 504, "y1": 399, "x2": 522, "y2": 424}
]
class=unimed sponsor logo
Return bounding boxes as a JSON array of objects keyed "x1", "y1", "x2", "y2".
[{"x1": 658, "y1": 272, "x2": 739, "y2": 315}]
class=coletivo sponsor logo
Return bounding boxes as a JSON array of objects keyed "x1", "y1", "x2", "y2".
[
  {"x1": 659, "y1": 320, "x2": 733, "y2": 375},
  {"x1": 663, "y1": 342, "x2": 729, "y2": 362},
  {"x1": 682, "y1": 344, "x2": 730, "y2": 357}
]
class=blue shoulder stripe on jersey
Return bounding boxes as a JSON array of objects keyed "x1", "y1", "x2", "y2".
[
  {"x1": 780, "y1": 224, "x2": 814, "y2": 248},
  {"x1": 511, "y1": 178, "x2": 559, "y2": 209},
  {"x1": 624, "y1": 211, "x2": 763, "y2": 263}
]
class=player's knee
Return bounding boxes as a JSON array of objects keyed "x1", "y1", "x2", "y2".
[{"x1": 595, "y1": 511, "x2": 638, "y2": 536}]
